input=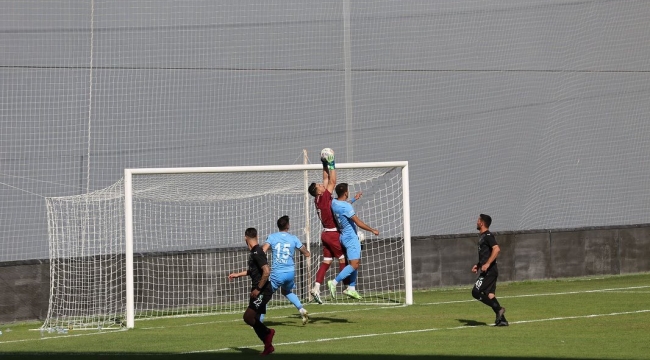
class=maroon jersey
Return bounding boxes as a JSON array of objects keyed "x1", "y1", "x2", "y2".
[{"x1": 315, "y1": 189, "x2": 337, "y2": 229}]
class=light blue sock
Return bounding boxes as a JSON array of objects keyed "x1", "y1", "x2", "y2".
[
  {"x1": 285, "y1": 292, "x2": 303, "y2": 310},
  {"x1": 349, "y1": 269, "x2": 358, "y2": 287},
  {"x1": 335, "y1": 265, "x2": 355, "y2": 283},
  {"x1": 259, "y1": 314, "x2": 265, "y2": 323}
]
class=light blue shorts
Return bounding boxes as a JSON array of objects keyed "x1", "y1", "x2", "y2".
[
  {"x1": 342, "y1": 239, "x2": 361, "y2": 261},
  {"x1": 270, "y1": 270, "x2": 295, "y2": 293}
]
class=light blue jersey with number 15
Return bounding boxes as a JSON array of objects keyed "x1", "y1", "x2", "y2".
[{"x1": 265, "y1": 232, "x2": 303, "y2": 273}]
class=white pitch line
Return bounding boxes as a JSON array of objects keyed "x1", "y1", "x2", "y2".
[
  {"x1": 186, "y1": 309, "x2": 650, "y2": 353},
  {"x1": 419, "y1": 285, "x2": 650, "y2": 306},
  {"x1": 0, "y1": 328, "x2": 126, "y2": 344},
  {"x1": 511, "y1": 309, "x2": 650, "y2": 324}
]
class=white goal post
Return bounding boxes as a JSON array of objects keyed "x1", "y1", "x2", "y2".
[{"x1": 44, "y1": 162, "x2": 411, "y2": 330}]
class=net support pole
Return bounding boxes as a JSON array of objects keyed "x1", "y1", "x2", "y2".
[
  {"x1": 303, "y1": 150, "x2": 312, "y2": 300},
  {"x1": 402, "y1": 163, "x2": 413, "y2": 305},
  {"x1": 124, "y1": 169, "x2": 135, "y2": 329}
]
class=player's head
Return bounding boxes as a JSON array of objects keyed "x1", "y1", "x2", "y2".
[
  {"x1": 308, "y1": 182, "x2": 325, "y2": 197},
  {"x1": 244, "y1": 227, "x2": 258, "y2": 249},
  {"x1": 335, "y1": 183, "x2": 349, "y2": 199},
  {"x1": 277, "y1": 215, "x2": 290, "y2": 231},
  {"x1": 477, "y1": 214, "x2": 492, "y2": 230}
]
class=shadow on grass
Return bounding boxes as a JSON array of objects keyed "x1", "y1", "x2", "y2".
[
  {"x1": 0, "y1": 353, "x2": 614, "y2": 360},
  {"x1": 264, "y1": 314, "x2": 350, "y2": 327},
  {"x1": 456, "y1": 319, "x2": 489, "y2": 326}
]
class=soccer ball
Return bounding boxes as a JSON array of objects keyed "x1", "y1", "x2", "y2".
[
  {"x1": 357, "y1": 231, "x2": 365, "y2": 243},
  {"x1": 320, "y1": 148, "x2": 334, "y2": 162}
]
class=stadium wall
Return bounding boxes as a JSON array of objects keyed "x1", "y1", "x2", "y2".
[{"x1": 1, "y1": 224, "x2": 649, "y2": 324}]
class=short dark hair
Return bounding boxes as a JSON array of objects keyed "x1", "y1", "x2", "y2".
[
  {"x1": 479, "y1": 214, "x2": 492, "y2": 228},
  {"x1": 335, "y1": 183, "x2": 348, "y2": 198},
  {"x1": 308, "y1": 182, "x2": 317, "y2": 197},
  {"x1": 245, "y1": 227, "x2": 257, "y2": 239},
  {"x1": 277, "y1": 215, "x2": 290, "y2": 231}
]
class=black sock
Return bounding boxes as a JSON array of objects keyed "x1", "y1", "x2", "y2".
[
  {"x1": 480, "y1": 296, "x2": 501, "y2": 314},
  {"x1": 491, "y1": 297, "x2": 502, "y2": 314},
  {"x1": 252, "y1": 319, "x2": 269, "y2": 342}
]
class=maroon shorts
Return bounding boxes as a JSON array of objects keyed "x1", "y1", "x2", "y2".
[{"x1": 321, "y1": 231, "x2": 344, "y2": 259}]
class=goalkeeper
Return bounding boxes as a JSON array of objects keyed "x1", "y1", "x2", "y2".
[{"x1": 308, "y1": 150, "x2": 361, "y2": 303}]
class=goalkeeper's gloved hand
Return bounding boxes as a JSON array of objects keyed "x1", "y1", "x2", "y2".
[{"x1": 325, "y1": 154, "x2": 335, "y2": 170}]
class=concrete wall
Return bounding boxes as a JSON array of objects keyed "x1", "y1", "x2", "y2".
[
  {"x1": 0, "y1": 260, "x2": 50, "y2": 323},
  {"x1": 2, "y1": 224, "x2": 649, "y2": 324},
  {"x1": 411, "y1": 225, "x2": 650, "y2": 289}
]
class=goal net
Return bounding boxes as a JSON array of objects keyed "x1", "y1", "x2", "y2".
[{"x1": 43, "y1": 162, "x2": 411, "y2": 330}]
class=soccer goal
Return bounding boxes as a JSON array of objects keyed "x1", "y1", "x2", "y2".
[{"x1": 43, "y1": 162, "x2": 411, "y2": 330}]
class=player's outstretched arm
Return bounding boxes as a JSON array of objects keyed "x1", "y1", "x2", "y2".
[
  {"x1": 351, "y1": 215, "x2": 379, "y2": 236},
  {"x1": 228, "y1": 270, "x2": 248, "y2": 281}
]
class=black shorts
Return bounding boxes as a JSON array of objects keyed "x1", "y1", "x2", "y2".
[
  {"x1": 247, "y1": 288, "x2": 273, "y2": 315},
  {"x1": 474, "y1": 267, "x2": 498, "y2": 295}
]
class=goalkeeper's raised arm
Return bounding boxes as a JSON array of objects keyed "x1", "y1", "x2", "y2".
[
  {"x1": 307, "y1": 148, "x2": 347, "y2": 304},
  {"x1": 309, "y1": 149, "x2": 336, "y2": 199}
]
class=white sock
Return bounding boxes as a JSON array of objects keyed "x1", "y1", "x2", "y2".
[
  {"x1": 300, "y1": 308, "x2": 307, "y2": 315},
  {"x1": 331, "y1": 280, "x2": 338, "y2": 286},
  {"x1": 313, "y1": 283, "x2": 321, "y2": 292},
  {"x1": 348, "y1": 286, "x2": 355, "y2": 291}
]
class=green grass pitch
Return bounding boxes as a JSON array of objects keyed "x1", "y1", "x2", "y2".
[{"x1": 1, "y1": 273, "x2": 649, "y2": 359}]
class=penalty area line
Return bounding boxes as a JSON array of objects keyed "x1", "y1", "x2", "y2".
[{"x1": 185, "y1": 309, "x2": 650, "y2": 353}]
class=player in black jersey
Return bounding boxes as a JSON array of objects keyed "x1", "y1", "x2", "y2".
[
  {"x1": 471, "y1": 214, "x2": 509, "y2": 326},
  {"x1": 228, "y1": 228, "x2": 276, "y2": 355}
]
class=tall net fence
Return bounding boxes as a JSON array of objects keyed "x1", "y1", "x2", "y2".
[{"x1": 2, "y1": 0, "x2": 650, "y2": 262}]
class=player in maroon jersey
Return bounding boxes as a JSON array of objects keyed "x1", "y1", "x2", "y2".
[{"x1": 307, "y1": 150, "x2": 361, "y2": 303}]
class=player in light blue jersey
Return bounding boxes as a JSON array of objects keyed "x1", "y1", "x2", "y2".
[
  {"x1": 328, "y1": 183, "x2": 379, "y2": 300},
  {"x1": 262, "y1": 215, "x2": 311, "y2": 325}
]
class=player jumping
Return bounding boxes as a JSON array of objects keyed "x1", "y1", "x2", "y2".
[
  {"x1": 328, "y1": 182, "x2": 379, "y2": 300},
  {"x1": 308, "y1": 149, "x2": 361, "y2": 303}
]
